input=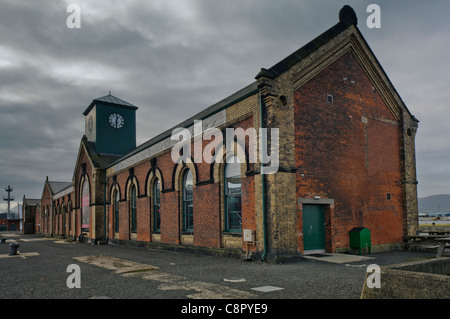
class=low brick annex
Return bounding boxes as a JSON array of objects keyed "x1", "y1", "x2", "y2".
[{"x1": 29, "y1": 6, "x2": 419, "y2": 263}]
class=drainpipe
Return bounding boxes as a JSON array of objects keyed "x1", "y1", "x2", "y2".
[
  {"x1": 259, "y1": 90, "x2": 268, "y2": 262},
  {"x1": 103, "y1": 170, "x2": 107, "y2": 244},
  {"x1": 50, "y1": 197, "x2": 54, "y2": 237}
]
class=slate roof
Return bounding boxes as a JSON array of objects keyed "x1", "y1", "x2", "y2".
[
  {"x1": 23, "y1": 198, "x2": 40, "y2": 206},
  {"x1": 83, "y1": 137, "x2": 123, "y2": 168},
  {"x1": 83, "y1": 94, "x2": 138, "y2": 116},
  {"x1": 255, "y1": 6, "x2": 357, "y2": 80},
  {"x1": 107, "y1": 7, "x2": 359, "y2": 169},
  {"x1": 48, "y1": 181, "x2": 72, "y2": 195},
  {"x1": 107, "y1": 81, "x2": 259, "y2": 167},
  {"x1": 106, "y1": 5, "x2": 416, "y2": 170}
]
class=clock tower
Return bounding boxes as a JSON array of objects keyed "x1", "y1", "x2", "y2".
[{"x1": 83, "y1": 94, "x2": 138, "y2": 155}]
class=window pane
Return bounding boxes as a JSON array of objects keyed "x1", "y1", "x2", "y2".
[
  {"x1": 185, "y1": 203, "x2": 193, "y2": 230},
  {"x1": 226, "y1": 177, "x2": 241, "y2": 195},
  {"x1": 227, "y1": 196, "x2": 241, "y2": 212},
  {"x1": 154, "y1": 179, "x2": 160, "y2": 205},
  {"x1": 114, "y1": 191, "x2": 119, "y2": 232},
  {"x1": 183, "y1": 170, "x2": 193, "y2": 231},
  {"x1": 131, "y1": 187, "x2": 136, "y2": 208},
  {"x1": 81, "y1": 180, "x2": 89, "y2": 230},
  {"x1": 225, "y1": 155, "x2": 241, "y2": 178},
  {"x1": 226, "y1": 196, "x2": 242, "y2": 229},
  {"x1": 153, "y1": 179, "x2": 161, "y2": 231},
  {"x1": 131, "y1": 186, "x2": 137, "y2": 232},
  {"x1": 224, "y1": 157, "x2": 242, "y2": 231},
  {"x1": 228, "y1": 211, "x2": 242, "y2": 230},
  {"x1": 183, "y1": 170, "x2": 193, "y2": 200}
]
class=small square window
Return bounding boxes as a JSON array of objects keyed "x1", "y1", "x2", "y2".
[
  {"x1": 386, "y1": 193, "x2": 392, "y2": 201},
  {"x1": 327, "y1": 94, "x2": 333, "y2": 104}
]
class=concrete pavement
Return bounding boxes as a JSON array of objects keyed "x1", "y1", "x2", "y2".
[{"x1": 0, "y1": 232, "x2": 437, "y2": 302}]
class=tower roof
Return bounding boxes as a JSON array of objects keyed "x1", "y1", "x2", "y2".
[{"x1": 83, "y1": 93, "x2": 138, "y2": 116}]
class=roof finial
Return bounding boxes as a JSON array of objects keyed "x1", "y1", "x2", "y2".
[
  {"x1": 109, "y1": 90, "x2": 111, "y2": 95},
  {"x1": 339, "y1": 5, "x2": 358, "y2": 25}
]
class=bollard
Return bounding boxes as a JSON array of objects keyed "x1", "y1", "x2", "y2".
[
  {"x1": 79, "y1": 233, "x2": 86, "y2": 243},
  {"x1": 9, "y1": 242, "x2": 20, "y2": 255}
]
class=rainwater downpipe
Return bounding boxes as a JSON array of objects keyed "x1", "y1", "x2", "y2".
[
  {"x1": 259, "y1": 90, "x2": 268, "y2": 262},
  {"x1": 103, "y1": 171, "x2": 107, "y2": 244}
]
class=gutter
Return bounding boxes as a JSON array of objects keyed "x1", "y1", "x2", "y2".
[{"x1": 103, "y1": 170, "x2": 107, "y2": 244}]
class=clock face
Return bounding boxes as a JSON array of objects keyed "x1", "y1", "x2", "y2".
[{"x1": 109, "y1": 113, "x2": 124, "y2": 129}]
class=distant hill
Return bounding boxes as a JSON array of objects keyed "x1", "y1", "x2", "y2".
[{"x1": 419, "y1": 194, "x2": 450, "y2": 213}]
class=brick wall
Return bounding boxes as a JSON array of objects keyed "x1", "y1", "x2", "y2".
[
  {"x1": 40, "y1": 181, "x2": 52, "y2": 235},
  {"x1": 193, "y1": 182, "x2": 221, "y2": 247},
  {"x1": 73, "y1": 142, "x2": 106, "y2": 241},
  {"x1": 294, "y1": 51, "x2": 404, "y2": 251},
  {"x1": 160, "y1": 190, "x2": 179, "y2": 244},
  {"x1": 105, "y1": 95, "x2": 260, "y2": 252}
]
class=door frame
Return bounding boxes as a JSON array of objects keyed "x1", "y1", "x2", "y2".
[
  {"x1": 302, "y1": 204, "x2": 326, "y2": 253},
  {"x1": 298, "y1": 198, "x2": 334, "y2": 254}
]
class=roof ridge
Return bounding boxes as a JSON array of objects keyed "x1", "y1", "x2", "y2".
[
  {"x1": 94, "y1": 94, "x2": 136, "y2": 107},
  {"x1": 255, "y1": 6, "x2": 357, "y2": 80},
  {"x1": 83, "y1": 93, "x2": 138, "y2": 116}
]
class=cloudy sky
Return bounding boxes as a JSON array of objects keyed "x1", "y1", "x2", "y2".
[{"x1": 0, "y1": 0, "x2": 449, "y2": 205}]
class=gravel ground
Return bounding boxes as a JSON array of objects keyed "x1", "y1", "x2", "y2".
[{"x1": 0, "y1": 232, "x2": 438, "y2": 302}]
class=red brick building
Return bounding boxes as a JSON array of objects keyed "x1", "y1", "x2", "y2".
[
  {"x1": 22, "y1": 196, "x2": 40, "y2": 234},
  {"x1": 31, "y1": 6, "x2": 419, "y2": 262},
  {"x1": 38, "y1": 177, "x2": 72, "y2": 236}
]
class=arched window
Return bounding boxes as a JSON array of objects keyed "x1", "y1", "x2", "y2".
[
  {"x1": 114, "y1": 190, "x2": 119, "y2": 233},
  {"x1": 130, "y1": 185, "x2": 137, "y2": 233},
  {"x1": 62, "y1": 203, "x2": 66, "y2": 235},
  {"x1": 45, "y1": 206, "x2": 49, "y2": 233},
  {"x1": 182, "y1": 169, "x2": 193, "y2": 231},
  {"x1": 224, "y1": 155, "x2": 242, "y2": 232},
  {"x1": 153, "y1": 178, "x2": 161, "y2": 231},
  {"x1": 56, "y1": 204, "x2": 60, "y2": 234},
  {"x1": 68, "y1": 201, "x2": 72, "y2": 235},
  {"x1": 81, "y1": 179, "x2": 90, "y2": 231}
]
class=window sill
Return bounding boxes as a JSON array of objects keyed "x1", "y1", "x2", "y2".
[{"x1": 221, "y1": 231, "x2": 242, "y2": 237}]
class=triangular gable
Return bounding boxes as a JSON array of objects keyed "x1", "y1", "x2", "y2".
[
  {"x1": 72, "y1": 135, "x2": 122, "y2": 182},
  {"x1": 40, "y1": 177, "x2": 71, "y2": 201},
  {"x1": 348, "y1": 27, "x2": 417, "y2": 122},
  {"x1": 40, "y1": 177, "x2": 52, "y2": 203},
  {"x1": 256, "y1": 5, "x2": 417, "y2": 123},
  {"x1": 73, "y1": 136, "x2": 91, "y2": 183}
]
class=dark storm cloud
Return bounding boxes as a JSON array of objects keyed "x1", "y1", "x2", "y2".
[{"x1": 0, "y1": 0, "x2": 449, "y2": 200}]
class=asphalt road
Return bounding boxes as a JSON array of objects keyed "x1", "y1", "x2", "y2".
[{"x1": 0, "y1": 231, "x2": 439, "y2": 314}]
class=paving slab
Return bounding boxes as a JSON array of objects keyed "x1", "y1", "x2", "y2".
[
  {"x1": 302, "y1": 253, "x2": 375, "y2": 264},
  {"x1": 0, "y1": 252, "x2": 40, "y2": 259},
  {"x1": 73, "y1": 255, "x2": 159, "y2": 274},
  {"x1": 251, "y1": 286, "x2": 285, "y2": 293}
]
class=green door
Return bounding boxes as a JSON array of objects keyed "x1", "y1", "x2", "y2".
[{"x1": 303, "y1": 204, "x2": 325, "y2": 251}]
